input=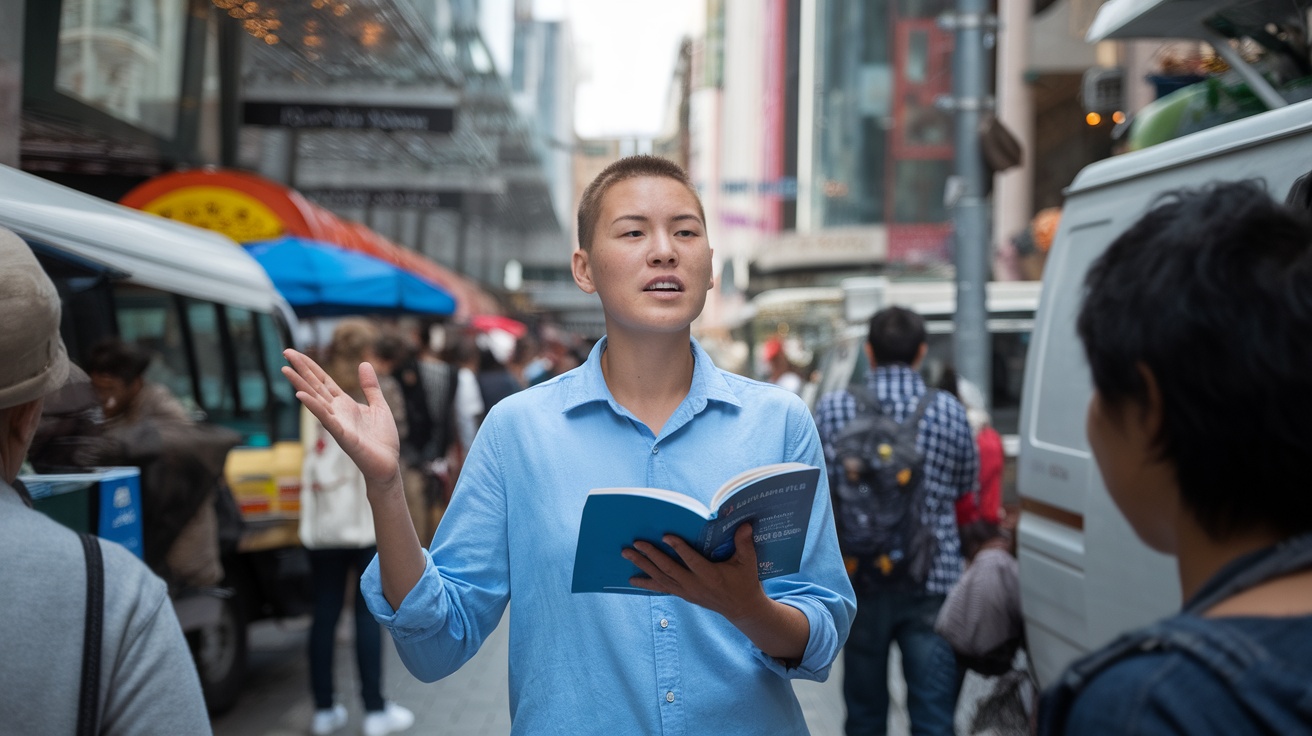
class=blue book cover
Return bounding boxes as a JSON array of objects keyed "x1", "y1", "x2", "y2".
[{"x1": 571, "y1": 462, "x2": 819, "y2": 594}]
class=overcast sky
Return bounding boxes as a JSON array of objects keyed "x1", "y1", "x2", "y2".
[{"x1": 536, "y1": 0, "x2": 701, "y2": 139}]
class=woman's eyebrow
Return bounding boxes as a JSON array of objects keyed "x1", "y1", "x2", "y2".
[
  {"x1": 609, "y1": 213, "x2": 703, "y2": 226},
  {"x1": 610, "y1": 214, "x2": 651, "y2": 226}
]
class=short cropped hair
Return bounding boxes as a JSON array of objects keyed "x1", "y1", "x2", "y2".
[
  {"x1": 1077, "y1": 180, "x2": 1312, "y2": 540},
  {"x1": 86, "y1": 338, "x2": 150, "y2": 383},
  {"x1": 866, "y1": 306, "x2": 926, "y2": 366},
  {"x1": 576, "y1": 155, "x2": 705, "y2": 252}
]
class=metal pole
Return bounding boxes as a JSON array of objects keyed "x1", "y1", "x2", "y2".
[{"x1": 943, "y1": 1, "x2": 994, "y2": 408}]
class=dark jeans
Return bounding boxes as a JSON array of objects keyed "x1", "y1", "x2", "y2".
[
  {"x1": 844, "y1": 590, "x2": 957, "y2": 736},
  {"x1": 308, "y1": 546, "x2": 384, "y2": 712}
]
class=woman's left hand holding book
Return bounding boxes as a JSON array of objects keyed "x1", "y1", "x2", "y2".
[{"x1": 624, "y1": 523, "x2": 810, "y2": 664}]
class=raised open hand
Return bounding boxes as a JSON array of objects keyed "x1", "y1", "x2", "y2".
[{"x1": 281, "y1": 348, "x2": 401, "y2": 486}]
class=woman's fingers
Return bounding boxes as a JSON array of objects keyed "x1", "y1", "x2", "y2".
[
  {"x1": 283, "y1": 349, "x2": 338, "y2": 403},
  {"x1": 358, "y1": 361, "x2": 389, "y2": 412}
]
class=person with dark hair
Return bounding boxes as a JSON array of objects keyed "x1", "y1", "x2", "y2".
[
  {"x1": 815, "y1": 305, "x2": 978, "y2": 736},
  {"x1": 935, "y1": 520, "x2": 1023, "y2": 676},
  {"x1": 86, "y1": 338, "x2": 190, "y2": 427},
  {"x1": 86, "y1": 337, "x2": 235, "y2": 589},
  {"x1": 373, "y1": 329, "x2": 434, "y2": 548},
  {"x1": 474, "y1": 342, "x2": 521, "y2": 412},
  {"x1": 281, "y1": 155, "x2": 854, "y2": 734},
  {"x1": 1039, "y1": 180, "x2": 1312, "y2": 733}
]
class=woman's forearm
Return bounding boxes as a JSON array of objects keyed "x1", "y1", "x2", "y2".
[
  {"x1": 369, "y1": 469, "x2": 428, "y2": 610},
  {"x1": 729, "y1": 596, "x2": 811, "y2": 664}
]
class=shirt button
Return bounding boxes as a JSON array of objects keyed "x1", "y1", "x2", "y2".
[
  {"x1": 652, "y1": 446, "x2": 659, "y2": 454},
  {"x1": 666, "y1": 691, "x2": 676, "y2": 703},
  {"x1": 660, "y1": 618, "x2": 669, "y2": 629}
]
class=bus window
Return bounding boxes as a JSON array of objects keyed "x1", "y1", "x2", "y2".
[
  {"x1": 227, "y1": 307, "x2": 268, "y2": 414},
  {"x1": 112, "y1": 286, "x2": 196, "y2": 413},
  {"x1": 184, "y1": 298, "x2": 235, "y2": 421},
  {"x1": 255, "y1": 312, "x2": 298, "y2": 442}
]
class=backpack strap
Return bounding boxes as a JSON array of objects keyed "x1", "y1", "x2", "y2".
[
  {"x1": 1043, "y1": 533, "x2": 1312, "y2": 732},
  {"x1": 907, "y1": 389, "x2": 938, "y2": 430},
  {"x1": 845, "y1": 383, "x2": 881, "y2": 416},
  {"x1": 1041, "y1": 615, "x2": 1271, "y2": 731},
  {"x1": 78, "y1": 533, "x2": 104, "y2": 736}
]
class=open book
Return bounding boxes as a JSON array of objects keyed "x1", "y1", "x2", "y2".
[{"x1": 571, "y1": 462, "x2": 820, "y2": 594}]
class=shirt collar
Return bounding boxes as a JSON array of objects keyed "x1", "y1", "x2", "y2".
[
  {"x1": 866, "y1": 363, "x2": 926, "y2": 391},
  {"x1": 561, "y1": 335, "x2": 742, "y2": 415}
]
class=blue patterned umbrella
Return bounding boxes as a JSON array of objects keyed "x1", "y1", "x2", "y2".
[{"x1": 244, "y1": 237, "x2": 456, "y2": 317}]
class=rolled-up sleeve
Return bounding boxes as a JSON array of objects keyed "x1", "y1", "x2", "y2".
[
  {"x1": 753, "y1": 400, "x2": 857, "y2": 681},
  {"x1": 360, "y1": 414, "x2": 512, "y2": 683}
]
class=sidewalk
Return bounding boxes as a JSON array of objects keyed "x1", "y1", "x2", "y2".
[{"x1": 214, "y1": 613, "x2": 1008, "y2": 736}]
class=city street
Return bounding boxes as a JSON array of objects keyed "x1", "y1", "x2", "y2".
[{"x1": 212, "y1": 612, "x2": 999, "y2": 735}]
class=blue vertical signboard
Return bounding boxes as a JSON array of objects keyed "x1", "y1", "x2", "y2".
[
  {"x1": 95, "y1": 468, "x2": 143, "y2": 558},
  {"x1": 22, "y1": 467, "x2": 144, "y2": 559}
]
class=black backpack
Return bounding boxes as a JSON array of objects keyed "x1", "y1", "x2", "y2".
[{"x1": 829, "y1": 385, "x2": 938, "y2": 591}]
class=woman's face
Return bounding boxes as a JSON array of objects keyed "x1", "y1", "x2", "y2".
[{"x1": 572, "y1": 176, "x2": 713, "y2": 340}]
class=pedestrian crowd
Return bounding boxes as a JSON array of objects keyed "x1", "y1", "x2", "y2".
[{"x1": 3, "y1": 162, "x2": 1311, "y2": 736}]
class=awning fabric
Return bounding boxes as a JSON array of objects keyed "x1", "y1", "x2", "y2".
[
  {"x1": 243, "y1": 237, "x2": 456, "y2": 318},
  {"x1": 120, "y1": 168, "x2": 498, "y2": 319}
]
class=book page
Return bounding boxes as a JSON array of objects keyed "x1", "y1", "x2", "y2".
[
  {"x1": 709, "y1": 461, "x2": 812, "y2": 510},
  {"x1": 587, "y1": 486, "x2": 712, "y2": 520}
]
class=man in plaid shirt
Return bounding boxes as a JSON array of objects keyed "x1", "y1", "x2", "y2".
[{"x1": 814, "y1": 306, "x2": 978, "y2": 736}]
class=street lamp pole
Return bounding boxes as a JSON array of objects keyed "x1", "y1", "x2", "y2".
[{"x1": 941, "y1": 0, "x2": 996, "y2": 408}]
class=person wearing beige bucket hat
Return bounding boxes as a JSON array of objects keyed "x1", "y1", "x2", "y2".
[{"x1": 0, "y1": 226, "x2": 211, "y2": 734}]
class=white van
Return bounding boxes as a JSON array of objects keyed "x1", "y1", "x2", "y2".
[
  {"x1": 1015, "y1": 97, "x2": 1312, "y2": 686},
  {"x1": 0, "y1": 163, "x2": 303, "y2": 712},
  {"x1": 812, "y1": 278, "x2": 1040, "y2": 454}
]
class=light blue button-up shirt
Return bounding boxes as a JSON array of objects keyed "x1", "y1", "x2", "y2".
[{"x1": 362, "y1": 337, "x2": 855, "y2": 735}]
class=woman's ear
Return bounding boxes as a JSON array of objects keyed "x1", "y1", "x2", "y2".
[
  {"x1": 572, "y1": 248, "x2": 596, "y2": 294},
  {"x1": 1135, "y1": 362, "x2": 1166, "y2": 448}
]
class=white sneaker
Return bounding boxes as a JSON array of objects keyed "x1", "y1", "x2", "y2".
[
  {"x1": 310, "y1": 703, "x2": 348, "y2": 735},
  {"x1": 362, "y1": 702, "x2": 415, "y2": 736}
]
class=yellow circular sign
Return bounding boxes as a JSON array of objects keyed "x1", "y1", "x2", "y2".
[{"x1": 140, "y1": 186, "x2": 286, "y2": 242}]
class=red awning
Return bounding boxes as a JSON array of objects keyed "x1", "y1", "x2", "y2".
[{"x1": 120, "y1": 168, "x2": 498, "y2": 319}]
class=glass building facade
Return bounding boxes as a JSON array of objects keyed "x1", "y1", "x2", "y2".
[{"x1": 810, "y1": 0, "x2": 955, "y2": 264}]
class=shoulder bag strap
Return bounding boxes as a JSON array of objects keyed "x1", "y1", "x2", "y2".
[
  {"x1": 78, "y1": 533, "x2": 104, "y2": 736},
  {"x1": 845, "y1": 383, "x2": 880, "y2": 416},
  {"x1": 908, "y1": 388, "x2": 938, "y2": 428}
]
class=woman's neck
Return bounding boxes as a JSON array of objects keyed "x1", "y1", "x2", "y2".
[
  {"x1": 1174, "y1": 518, "x2": 1312, "y2": 617},
  {"x1": 600, "y1": 330, "x2": 695, "y2": 436}
]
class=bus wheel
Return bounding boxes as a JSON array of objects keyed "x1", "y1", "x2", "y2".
[{"x1": 189, "y1": 593, "x2": 248, "y2": 716}]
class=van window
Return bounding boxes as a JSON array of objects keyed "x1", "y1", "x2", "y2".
[
  {"x1": 1030, "y1": 221, "x2": 1108, "y2": 452},
  {"x1": 227, "y1": 307, "x2": 267, "y2": 414},
  {"x1": 256, "y1": 312, "x2": 298, "y2": 442},
  {"x1": 112, "y1": 287, "x2": 197, "y2": 413},
  {"x1": 184, "y1": 298, "x2": 235, "y2": 420},
  {"x1": 990, "y1": 330, "x2": 1029, "y2": 437}
]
